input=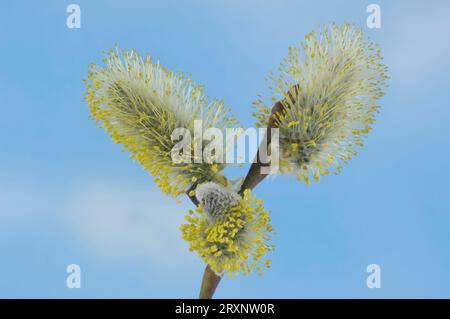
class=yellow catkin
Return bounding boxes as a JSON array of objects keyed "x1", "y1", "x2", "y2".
[
  {"x1": 180, "y1": 189, "x2": 274, "y2": 277},
  {"x1": 84, "y1": 48, "x2": 239, "y2": 198},
  {"x1": 252, "y1": 23, "x2": 388, "y2": 185}
]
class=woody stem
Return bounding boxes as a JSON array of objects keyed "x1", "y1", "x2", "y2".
[{"x1": 192, "y1": 101, "x2": 284, "y2": 299}]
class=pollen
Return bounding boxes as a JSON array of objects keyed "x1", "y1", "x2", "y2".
[
  {"x1": 84, "y1": 48, "x2": 239, "y2": 198},
  {"x1": 180, "y1": 189, "x2": 274, "y2": 277},
  {"x1": 253, "y1": 23, "x2": 388, "y2": 184}
]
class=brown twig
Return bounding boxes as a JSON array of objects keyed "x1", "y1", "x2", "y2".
[
  {"x1": 198, "y1": 265, "x2": 222, "y2": 299},
  {"x1": 239, "y1": 100, "x2": 286, "y2": 194},
  {"x1": 188, "y1": 101, "x2": 286, "y2": 299}
]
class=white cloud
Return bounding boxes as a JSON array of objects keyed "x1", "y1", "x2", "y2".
[
  {"x1": 0, "y1": 177, "x2": 200, "y2": 273},
  {"x1": 64, "y1": 180, "x2": 196, "y2": 269},
  {"x1": 0, "y1": 179, "x2": 58, "y2": 223}
]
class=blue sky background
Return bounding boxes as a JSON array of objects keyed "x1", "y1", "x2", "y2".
[{"x1": 1, "y1": 0, "x2": 450, "y2": 298}]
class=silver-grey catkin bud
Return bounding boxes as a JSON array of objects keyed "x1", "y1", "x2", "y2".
[{"x1": 195, "y1": 182, "x2": 240, "y2": 222}]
